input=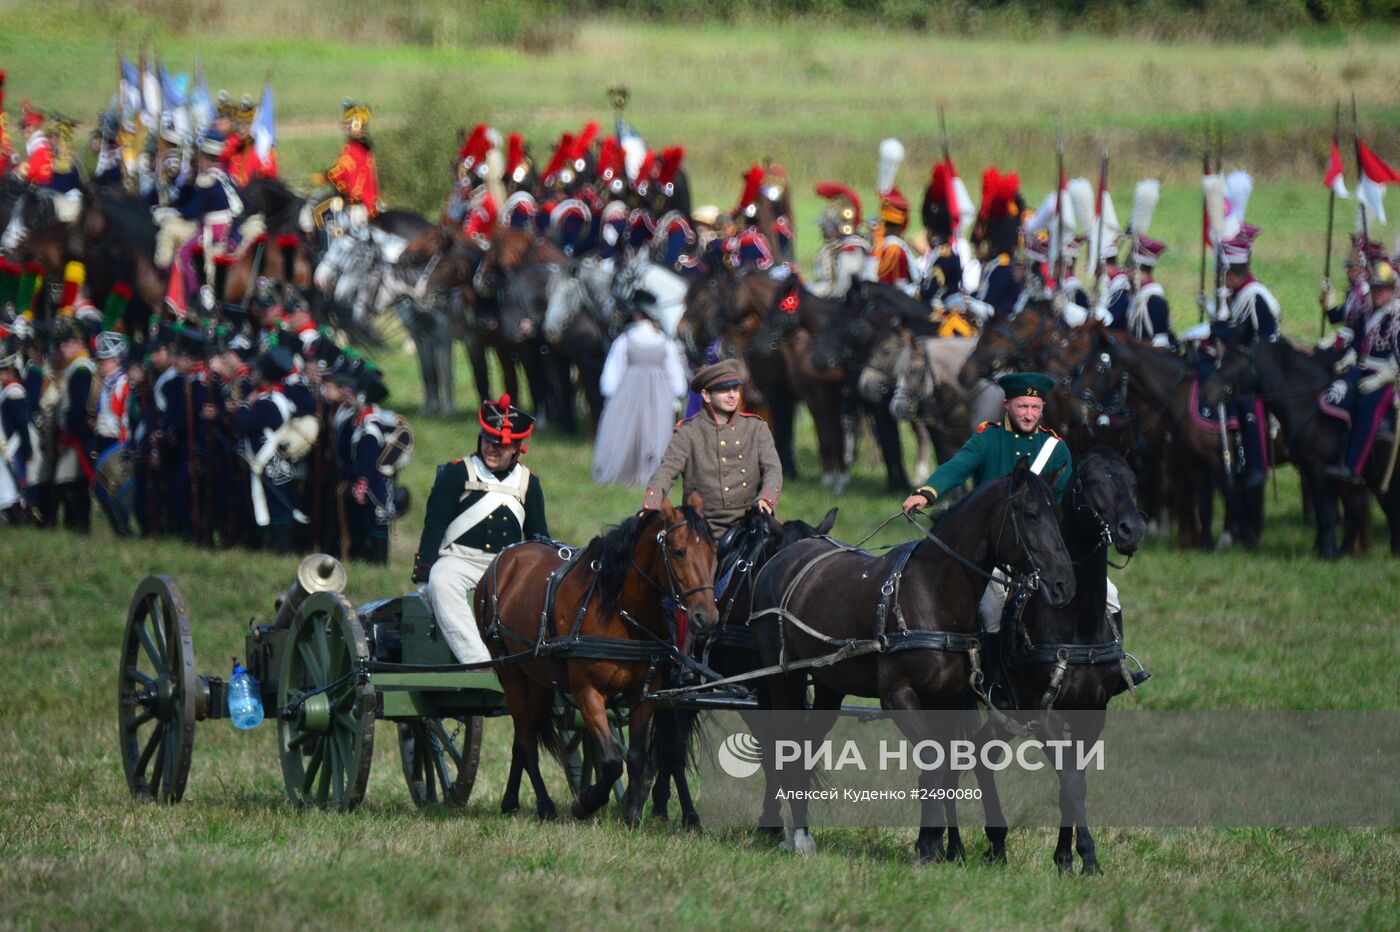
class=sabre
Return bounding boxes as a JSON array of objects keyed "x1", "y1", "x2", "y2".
[
  {"x1": 1217, "y1": 402, "x2": 1234, "y2": 489},
  {"x1": 1198, "y1": 117, "x2": 1210, "y2": 323},
  {"x1": 1053, "y1": 126, "x2": 1065, "y2": 297},
  {"x1": 1093, "y1": 139, "x2": 1109, "y2": 301},
  {"x1": 1352, "y1": 93, "x2": 1370, "y2": 263},
  {"x1": 1382, "y1": 387, "x2": 1400, "y2": 494}
]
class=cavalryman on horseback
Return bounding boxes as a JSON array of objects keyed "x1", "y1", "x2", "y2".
[
  {"x1": 315, "y1": 99, "x2": 381, "y2": 228},
  {"x1": 1326, "y1": 258, "x2": 1400, "y2": 482},
  {"x1": 414, "y1": 395, "x2": 548, "y2": 665},
  {"x1": 1126, "y1": 235, "x2": 1173, "y2": 347},
  {"x1": 973, "y1": 167, "x2": 1025, "y2": 318},
  {"x1": 809, "y1": 182, "x2": 870, "y2": 301}
]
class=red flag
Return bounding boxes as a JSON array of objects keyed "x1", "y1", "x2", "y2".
[
  {"x1": 1324, "y1": 139, "x2": 1349, "y2": 198},
  {"x1": 1357, "y1": 138, "x2": 1400, "y2": 224}
]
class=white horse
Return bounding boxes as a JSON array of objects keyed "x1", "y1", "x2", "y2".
[{"x1": 612, "y1": 254, "x2": 688, "y2": 338}]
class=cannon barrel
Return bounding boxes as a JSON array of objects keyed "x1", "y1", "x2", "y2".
[{"x1": 273, "y1": 553, "x2": 349, "y2": 629}]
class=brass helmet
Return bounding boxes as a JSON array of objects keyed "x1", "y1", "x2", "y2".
[
  {"x1": 813, "y1": 182, "x2": 862, "y2": 239},
  {"x1": 1370, "y1": 259, "x2": 1397, "y2": 289},
  {"x1": 341, "y1": 98, "x2": 371, "y2": 136}
]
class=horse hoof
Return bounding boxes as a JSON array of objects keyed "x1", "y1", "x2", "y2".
[
  {"x1": 650, "y1": 808, "x2": 670, "y2": 824},
  {"x1": 980, "y1": 848, "x2": 1007, "y2": 866},
  {"x1": 570, "y1": 801, "x2": 588, "y2": 820},
  {"x1": 682, "y1": 812, "x2": 702, "y2": 832},
  {"x1": 946, "y1": 845, "x2": 966, "y2": 864},
  {"x1": 537, "y1": 802, "x2": 558, "y2": 821},
  {"x1": 500, "y1": 799, "x2": 520, "y2": 816},
  {"x1": 1081, "y1": 860, "x2": 1104, "y2": 876},
  {"x1": 1054, "y1": 854, "x2": 1075, "y2": 874},
  {"x1": 779, "y1": 829, "x2": 816, "y2": 856}
]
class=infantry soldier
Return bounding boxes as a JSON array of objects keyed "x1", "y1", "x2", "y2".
[
  {"x1": 414, "y1": 395, "x2": 548, "y2": 665},
  {"x1": 901, "y1": 371, "x2": 1149, "y2": 692},
  {"x1": 642, "y1": 359, "x2": 782, "y2": 536},
  {"x1": 232, "y1": 347, "x2": 303, "y2": 554},
  {"x1": 51, "y1": 318, "x2": 95, "y2": 533},
  {"x1": 91, "y1": 331, "x2": 133, "y2": 536},
  {"x1": 0, "y1": 328, "x2": 33, "y2": 524}
]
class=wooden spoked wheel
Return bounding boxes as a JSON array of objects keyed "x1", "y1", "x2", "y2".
[
  {"x1": 118, "y1": 576, "x2": 199, "y2": 803},
  {"x1": 397, "y1": 715, "x2": 485, "y2": 807},
  {"x1": 276, "y1": 591, "x2": 376, "y2": 811}
]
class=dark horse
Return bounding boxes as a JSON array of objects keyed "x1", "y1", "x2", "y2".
[
  {"x1": 1205, "y1": 338, "x2": 1397, "y2": 556},
  {"x1": 973, "y1": 449, "x2": 1146, "y2": 874},
  {"x1": 648, "y1": 504, "x2": 839, "y2": 829},
  {"x1": 474, "y1": 495, "x2": 719, "y2": 826},
  {"x1": 749, "y1": 460, "x2": 1076, "y2": 860},
  {"x1": 73, "y1": 185, "x2": 164, "y2": 331}
]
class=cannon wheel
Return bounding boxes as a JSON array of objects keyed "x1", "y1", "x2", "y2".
[
  {"x1": 276, "y1": 591, "x2": 376, "y2": 811},
  {"x1": 118, "y1": 575, "x2": 198, "y2": 803},
  {"x1": 397, "y1": 715, "x2": 485, "y2": 807},
  {"x1": 561, "y1": 710, "x2": 627, "y2": 803}
]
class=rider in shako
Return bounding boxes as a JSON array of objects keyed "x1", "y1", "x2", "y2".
[
  {"x1": 902, "y1": 372, "x2": 1149, "y2": 693},
  {"x1": 414, "y1": 395, "x2": 548, "y2": 665},
  {"x1": 1126, "y1": 234, "x2": 1173, "y2": 348},
  {"x1": 973, "y1": 167, "x2": 1024, "y2": 319},
  {"x1": 1321, "y1": 236, "x2": 1379, "y2": 344},
  {"x1": 809, "y1": 182, "x2": 870, "y2": 301},
  {"x1": 155, "y1": 131, "x2": 241, "y2": 301},
  {"x1": 1325, "y1": 258, "x2": 1400, "y2": 482},
  {"x1": 643, "y1": 359, "x2": 782, "y2": 537}
]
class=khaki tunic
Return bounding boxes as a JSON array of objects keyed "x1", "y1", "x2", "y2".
[{"x1": 643, "y1": 409, "x2": 782, "y2": 532}]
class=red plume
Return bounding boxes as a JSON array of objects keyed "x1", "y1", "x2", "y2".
[
  {"x1": 458, "y1": 123, "x2": 489, "y2": 163},
  {"x1": 635, "y1": 150, "x2": 658, "y2": 189},
  {"x1": 543, "y1": 133, "x2": 573, "y2": 180},
  {"x1": 598, "y1": 137, "x2": 623, "y2": 181},
  {"x1": 738, "y1": 164, "x2": 765, "y2": 211},
  {"x1": 657, "y1": 147, "x2": 684, "y2": 189},
  {"x1": 813, "y1": 181, "x2": 863, "y2": 226},
  {"x1": 505, "y1": 133, "x2": 524, "y2": 178},
  {"x1": 979, "y1": 166, "x2": 1020, "y2": 222},
  {"x1": 572, "y1": 121, "x2": 599, "y2": 163}
]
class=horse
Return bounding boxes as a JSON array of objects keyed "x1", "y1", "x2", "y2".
[
  {"x1": 754, "y1": 283, "x2": 850, "y2": 490},
  {"x1": 957, "y1": 300, "x2": 1062, "y2": 390},
  {"x1": 1103, "y1": 334, "x2": 1250, "y2": 550},
  {"x1": 73, "y1": 185, "x2": 164, "y2": 330},
  {"x1": 223, "y1": 178, "x2": 316, "y2": 305},
  {"x1": 1204, "y1": 337, "x2": 1396, "y2": 556},
  {"x1": 474, "y1": 494, "x2": 719, "y2": 826},
  {"x1": 648, "y1": 504, "x2": 839, "y2": 829},
  {"x1": 749, "y1": 459, "x2": 1076, "y2": 860},
  {"x1": 311, "y1": 209, "x2": 434, "y2": 345},
  {"x1": 973, "y1": 449, "x2": 1146, "y2": 873},
  {"x1": 889, "y1": 334, "x2": 1004, "y2": 476}
]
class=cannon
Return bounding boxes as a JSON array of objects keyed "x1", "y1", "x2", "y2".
[{"x1": 118, "y1": 554, "x2": 621, "y2": 811}]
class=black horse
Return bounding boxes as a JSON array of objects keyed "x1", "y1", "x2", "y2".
[
  {"x1": 973, "y1": 449, "x2": 1146, "y2": 873},
  {"x1": 749, "y1": 460, "x2": 1076, "y2": 860},
  {"x1": 1205, "y1": 337, "x2": 1397, "y2": 556}
]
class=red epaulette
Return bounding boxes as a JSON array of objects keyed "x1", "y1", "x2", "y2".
[
  {"x1": 975, "y1": 421, "x2": 998, "y2": 433},
  {"x1": 675, "y1": 412, "x2": 700, "y2": 428},
  {"x1": 738, "y1": 411, "x2": 764, "y2": 418},
  {"x1": 451, "y1": 457, "x2": 465, "y2": 464},
  {"x1": 1038, "y1": 425, "x2": 1061, "y2": 439}
]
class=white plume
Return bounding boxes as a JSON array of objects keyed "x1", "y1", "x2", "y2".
[
  {"x1": 952, "y1": 176, "x2": 975, "y2": 238},
  {"x1": 1203, "y1": 174, "x2": 1229, "y2": 243},
  {"x1": 877, "y1": 138, "x2": 904, "y2": 195},
  {"x1": 1066, "y1": 178, "x2": 1095, "y2": 235},
  {"x1": 1131, "y1": 179, "x2": 1160, "y2": 235},
  {"x1": 1224, "y1": 170, "x2": 1253, "y2": 229}
]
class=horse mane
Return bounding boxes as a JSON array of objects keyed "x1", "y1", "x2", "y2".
[
  {"x1": 928, "y1": 473, "x2": 1015, "y2": 534},
  {"x1": 91, "y1": 185, "x2": 156, "y2": 253},
  {"x1": 584, "y1": 506, "x2": 713, "y2": 614}
]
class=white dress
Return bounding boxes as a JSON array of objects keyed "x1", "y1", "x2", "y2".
[{"x1": 591, "y1": 321, "x2": 688, "y2": 486}]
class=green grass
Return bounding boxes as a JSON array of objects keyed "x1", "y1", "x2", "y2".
[{"x1": 3, "y1": 17, "x2": 1400, "y2": 930}]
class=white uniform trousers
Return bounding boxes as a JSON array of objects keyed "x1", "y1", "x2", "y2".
[
  {"x1": 978, "y1": 571, "x2": 1120, "y2": 633},
  {"x1": 427, "y1": 548, "x2": 498, "y2": 664}
]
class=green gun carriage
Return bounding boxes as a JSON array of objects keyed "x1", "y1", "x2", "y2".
[{"x1": 117, "y1": 555, "x2": 623, "y2": 811}]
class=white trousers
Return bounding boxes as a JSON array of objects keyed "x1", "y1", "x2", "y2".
[
  {"x1": 978, "y1": 571, "x2": 1120, "y2": 633},
  {"x1": 427, "y1": 549, "x2": 498, "y2": 664}
]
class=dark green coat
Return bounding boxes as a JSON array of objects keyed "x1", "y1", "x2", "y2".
[
  {"x1": 916, "y1": 418, "x2": 1072, "y2": 502},
  {"x1": 412, "y1": 458, "x2": 548, "y2": 581}
]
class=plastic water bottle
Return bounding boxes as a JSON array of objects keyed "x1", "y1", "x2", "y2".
[{"x1": 227, "y1": 660, "x2": 264, "y2": 730}]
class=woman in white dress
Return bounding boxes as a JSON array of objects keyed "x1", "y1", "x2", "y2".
[{"x1": 591, "y1": 297, "x2": 689, "y2": 487}]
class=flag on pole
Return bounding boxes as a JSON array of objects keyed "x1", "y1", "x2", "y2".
[
  {"x1": 141, "y1": 56, "x2": 161, "y2": 130},
  {"x1": 1356, "y1": 139, "x2": 1399, "y2": 224},
  {"x1": 251, "y1": 80, "x2": 276, "y2": 162},
  {"x1": 119, "y1": 56, "x2": 141, "y2": 118},
  {"x1": 1325, "y1": 140, "x2": 1350, "y2": 199}
]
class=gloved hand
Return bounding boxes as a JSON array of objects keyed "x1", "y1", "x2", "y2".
[
  {"x1": 1332, "y1": 348, "x2": 1357, "y2": 375},
  {"x1": 1318, "y1": 327, "x2": 1352, "y2": 351},
  {"x1": 1359, "y1": 361, "x2": 1398, "y2": 394},
  {"x1": 1093, "y1": 304, "x2": 1113, "y2": 325},
  {"x1": 1320, "y1": 278, "x2": 1338, "y2": 310},
  {"x1": 1182, "y1": 322, "x2": 1213, "y2": 343}
]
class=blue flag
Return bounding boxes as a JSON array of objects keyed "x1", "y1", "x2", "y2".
[{"x1": 251, "y1": 81, "x2": 276, "y2": 162}]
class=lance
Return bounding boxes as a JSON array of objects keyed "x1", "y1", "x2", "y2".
[
  {"x1": 1213, "y1": 123, "x2": 1226, "y2": 324},
  {"x1": 1093, "y1": 139, "x2": 1109, "y2": 299},
  {"x1": 1323, "y1": 100, "x2": 1341, "y2": 339},
  {"x1": 1053, "y1": 125, "x2": 1065, "y2": 296},
  {"x1": 938, "y1": 103, "x2": 951, "y2": 165},
  {"x1": 1198, "y1": 117, "x2": 1210, "y2": 323},
  {"x1": 1352, "y1": 93, "x2": 1371, "y2": 271}
]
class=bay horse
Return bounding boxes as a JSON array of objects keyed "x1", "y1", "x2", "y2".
[
  {"x1": 973, "y1": 449, "x2": 1146, "y2": 873},
  {"x1": 957, "y1": 300, "x2": 1061, "y2": 391},
  {"x1": 749, "y1": 459, "x2": 1076, "y2": 860},
  {"x1": 223, "y1": 178, "x2": 316, "y2": 305},
  {"x1": 474, "y1": 494, "x2": 719, "y2": 826},
  {"x1": 73, "y1": 185, "x2": 164, "y2": 331},
  {"x1": 649, "y1": 504, "x2": 839, "y2": 829},
  {"x1": 1205, "y1": 338, "x2": 1396, "y2": 556}
]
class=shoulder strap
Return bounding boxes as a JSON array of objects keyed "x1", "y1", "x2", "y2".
[{"x1": 1029, "y1": 435, "x2": 1059, "y2": 475}]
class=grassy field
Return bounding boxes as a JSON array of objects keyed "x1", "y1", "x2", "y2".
[{"x1": 3, "y1": 15, "x2": 1400, "y2": 931}]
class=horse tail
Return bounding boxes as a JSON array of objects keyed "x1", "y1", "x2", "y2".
[{"x1": 646, "y1": 707, "x2": 714, "y2": 780}]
